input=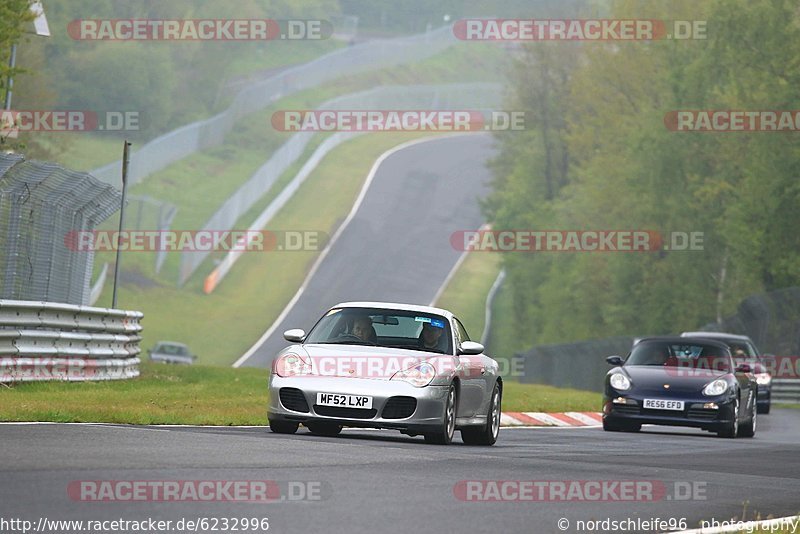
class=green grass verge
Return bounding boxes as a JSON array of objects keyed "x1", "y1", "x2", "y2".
[
  {"x1": 0, "y1": 362, "x2": 266, "y2": 425},
  {"x1": 501, "y1": 382, "x2": 601, "y2": 413},
  {"x1": 434, "y1": 252, "x2": 502, "y2": 343},
  {"x1": 0, "y1": 362, "x2": 599, "y2": 424}
]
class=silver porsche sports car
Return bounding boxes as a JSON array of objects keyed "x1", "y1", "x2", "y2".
[{"x1": 267, "y1": 302, "x2": 502, "y2": 445}]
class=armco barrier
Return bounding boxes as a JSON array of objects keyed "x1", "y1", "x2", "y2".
[
  {"x1": 182, "y1": 82, "x2": 504, "y2": 286},
  {"x1": 772, "y1": 379, "x2": 800, "y2": 404},
  {"x1": 0, "y1": 299, "x2": 143, "y2": 383},
  {"x1": 90, "y1": 25, "x2": 457, "y2": 188}
]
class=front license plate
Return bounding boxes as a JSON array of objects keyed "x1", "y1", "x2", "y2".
[
  {"x1": 643, "y1": 398, "x2": 684, "y2": 411},
  {"x1": 316, "y1": 393, "x2": 373, "y2": 409}
]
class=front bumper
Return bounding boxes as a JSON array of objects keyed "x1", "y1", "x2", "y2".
[
  {"x1": 603, "y1": 391, "x2": 737, "y2": 431},
  {"x1": 268, "y1": 375, "x2": 448, "y2": 434}
]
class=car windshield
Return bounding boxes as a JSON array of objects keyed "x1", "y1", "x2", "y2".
[
  {"x1": 304, "y1": 307, "x2": 452, "y2": 354},
  {"x1": 626, "y1": 341, "x2": 732, "y2": 372},
  {"x1": 156, "y1": 344, "x2": 188, "y2": 355}
]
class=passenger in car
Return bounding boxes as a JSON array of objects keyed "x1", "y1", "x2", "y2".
[{"x1": 419, "y1": 322, "x2": 445, "y2": 352}]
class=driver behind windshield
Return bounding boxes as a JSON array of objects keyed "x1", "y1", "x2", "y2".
[{"x1": 352, "y1": 315, "x2": 376, "y2": 343}]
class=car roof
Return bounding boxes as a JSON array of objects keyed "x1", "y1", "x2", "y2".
[
  {"x1": 681, "y1": 331, "x2": 754, "y2": 343},
  {"x1": 636, "y1": 336, "x2": 732, "y2": 351},
  {"x1": 155, "y1": 341, "x2": 188, "y2": 348},
  {"x1": 332, "y1": 301, "x2": 454, "y2": 319}
]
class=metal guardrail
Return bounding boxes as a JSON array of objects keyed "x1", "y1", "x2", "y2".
[
  {"x1": 0, "y1": 299, "x2": 143, "y2": 383},
  {"x1": 90, "y1": 25, "x2": 458, "y2": 189},
  {"x1": 772, "y1": 379, "x2": 800, "y2": 404},
  {"x1": 180, "y1": 82, "x2": 504, "y2": 285}
]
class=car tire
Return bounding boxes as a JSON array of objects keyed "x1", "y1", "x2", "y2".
[
  {"x1": 461, "y1": 382, "x2": 501, "y2": 446},
  {"x1": 757, "y1": 402, "x2": 770, "y2": 414},
  {"x1": 424, "y1": 384, "x2": 457, "y2": 445},
  {"x1": 738, "y1": 398, "x2": 757, "y2": 438},
  {"x1": 269, "y1": 419, "x2": 299, "y2": 434},
  {"x1": 305, "y1": 422, "x2": 343, "y2": 436},
  {"x1": 717, "y1": 397, "x2": 739, "y2": 438}
]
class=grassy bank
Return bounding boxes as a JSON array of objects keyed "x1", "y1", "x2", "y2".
[
  {"x1": 0, "y1": 362, "x2": 599, "y2": 424},
  {"x1": 107, "y1": 132, "x2": 438, "y2": 366},
  {"x1": 434, "y1": 251, "x2": 502, "y2": 342}
]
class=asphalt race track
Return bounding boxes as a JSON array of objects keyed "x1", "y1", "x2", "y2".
[
  {"x1": 2, "y1": 409, "x2": 799, "y2": 534},
  {"x1": 240, "y1": 133, "x2": 494, "y2": 368}
]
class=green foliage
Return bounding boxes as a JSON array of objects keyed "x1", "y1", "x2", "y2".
[
  {"x1": 9, "y1": 0, "x2": 342, "y2": 151},
  {"x1": 485, "y1": 0, "x2": 800, "y2": 348},
  {"x1": 0, "y1": 0, "x2": 35, "y2": 82}
]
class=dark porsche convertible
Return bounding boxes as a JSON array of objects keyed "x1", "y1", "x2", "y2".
[{"x1": 603, "y1": 337, "x2": 757, "y2": 438}]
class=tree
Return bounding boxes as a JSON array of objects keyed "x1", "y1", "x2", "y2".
[{"x1": 0, "y1": 0, "x2": 36, "y2": 88}]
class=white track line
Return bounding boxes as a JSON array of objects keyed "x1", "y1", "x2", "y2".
[{"x1": 234, "y1": 133, "x2": 484, "y2": 368}]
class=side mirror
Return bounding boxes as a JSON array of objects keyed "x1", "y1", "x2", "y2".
[
  {"x1": 735, "y1": 363, "x2": 752, "y2": 373},
  {"x1": 606, "y1": 355, "x2": 624, "y2": 366},
  {"x1": 283, "y1": 329, "x2": 306, "y2": 343},
  {"x1": 458, "y1": 341, "x2": 484, "y2": 355}
]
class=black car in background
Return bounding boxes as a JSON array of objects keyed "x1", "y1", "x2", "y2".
[
  {"x1": 604, "y1": 337, "x2": 757, "y2": 438},
  {"x1": 681, "y1": 332, "x2": 772, "y2": 414}
]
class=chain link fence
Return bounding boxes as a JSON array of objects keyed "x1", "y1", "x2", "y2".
[
  {"x1": 514, "y1": 287, "x2": 800, "y2": 393},
  {"x1": 89, "y1": 25, "x2": 458, "y2": 189},
  {"x1": 178, "y1": 82, "x2": 504, "y2": 285},
  {"x1": 0, "y1": 153, "x2": 121, "y2": 305}
]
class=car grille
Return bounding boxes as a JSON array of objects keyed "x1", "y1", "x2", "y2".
[
  {"x1": 382, "y1": 396, "x2": 417, "y2": 419},
  {"x1": 612, "y1": 405, "x2": 640, "y2": 416},
  {"x1": 279, "y1": 388, "x2": 310, "y2": 413},
  {"x1": 642, "y1": 408, "x2": 688, "y2": 417},
  {"x1": 314, "y1": 406, "x2": 377, "y2": 419},
  {"x1": 687, "y1": 409, "x2": 718, "y2": 421}
]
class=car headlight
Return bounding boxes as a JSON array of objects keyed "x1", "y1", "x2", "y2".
[
  {"x1": 609, "y1": 373, "x2": 631, "y2": 391},
  {"x1": 755, "y1": 373, "x2": 772, "y2": 386},
  {"x1": 274, "y1": 353, "x2": 312, "y2": 377},
  {"x1": 702, "y1": 378, "x2": 730, "y2": 396},
  {"x1": 391, "y1": 362, "x2": 436, "y2": 387}
]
